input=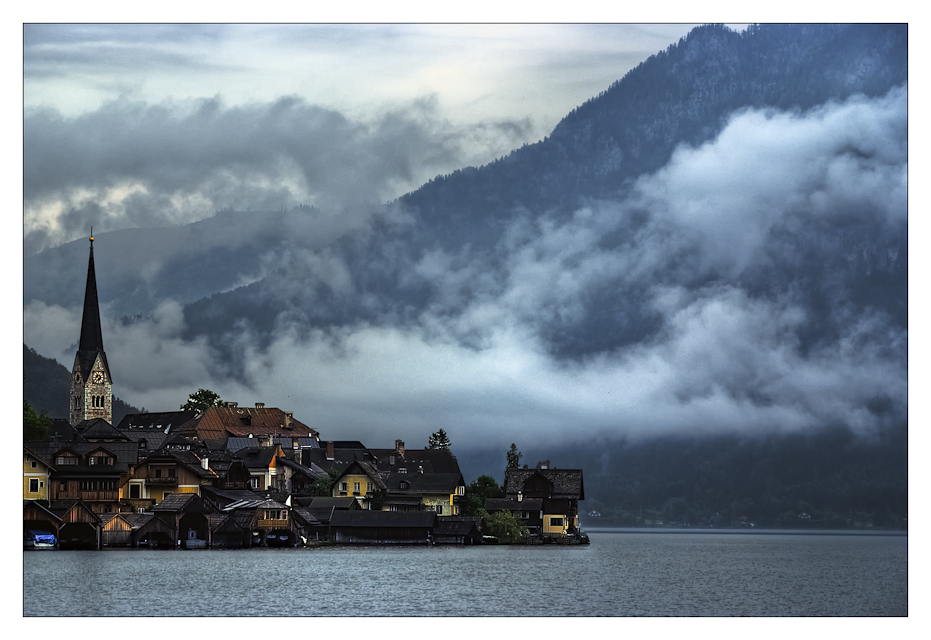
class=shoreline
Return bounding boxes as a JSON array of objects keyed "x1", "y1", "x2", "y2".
[{"x1": 583, "y1": 526, "x2": 907, "y2": 536}]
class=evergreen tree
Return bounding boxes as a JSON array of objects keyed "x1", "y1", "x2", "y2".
[
  {"x1": 506, "y1": 443, "x2": 522, "y2": 469},
  {"x1": 428, "y1": 428, "x2": 451, "y2": 450}
]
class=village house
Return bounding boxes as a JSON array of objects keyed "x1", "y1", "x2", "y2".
[{"x1": 500, "y1": 467, "x2": 585, "y2": 538}]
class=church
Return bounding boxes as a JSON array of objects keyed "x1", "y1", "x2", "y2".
[{"x1": 69, "y1": 232, "x2": 113, "y2": 427}]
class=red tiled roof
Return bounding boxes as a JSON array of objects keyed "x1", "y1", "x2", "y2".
[{"x1": 181, "y1": 406, "x2": 317, "y2": 441}]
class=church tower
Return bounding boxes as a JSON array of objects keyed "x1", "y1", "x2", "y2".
[{"x1": 69, "y1": 232, "x2": 112, "y2": 426}]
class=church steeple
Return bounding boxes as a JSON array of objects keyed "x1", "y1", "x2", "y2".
[
  {"x1": 70, "y1": 231, "x2": 112, "y2": 426},
  {"x1": 78, "y1": 231, "x2": 104, "y2": 354}
]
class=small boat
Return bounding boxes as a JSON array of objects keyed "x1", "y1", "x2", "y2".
[{"x1": 25, "y1": 530, "x2": 56, "y2": 550}]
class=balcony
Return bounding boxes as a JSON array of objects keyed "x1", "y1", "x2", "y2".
[
  {"x1": 58, "y1": 490, "x2": 119, "y2": 502},
  {"x1": 257, "y1": 518, "x2": 289, "y2": 528},
  {"x1": 146, "y1": 476, "x2": 178, "y2": 486}
]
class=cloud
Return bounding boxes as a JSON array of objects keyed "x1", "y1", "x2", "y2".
[
  {"x1": 632, "y1": 85, "x2": 908, "y2": 278},
  {"x1": 23, "y1": 95, "x2": 534, "y2": 253}
]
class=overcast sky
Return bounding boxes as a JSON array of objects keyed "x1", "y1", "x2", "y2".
[{"x1": 23, "y1": 23, "x2": 726, "y2": 252}]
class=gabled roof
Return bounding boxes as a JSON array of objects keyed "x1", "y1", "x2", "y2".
[
  {"x1": 77, "y1": 419, "x2": 129, "y2": 441},
  {"x1": 24, "y1": 500, "x2": 63, "y2": 524},
  {"x1": 290, "y1": 508, "x2": 321, "y2": 528},
  {"x1": 23, "y1": 447, "x2": 55, "y2": 472},
  {"x1": 335, "y1": 460, "x2": 386, "y2": 490},
  {"x1": 141, "y1": 449, "x2": 218, "y2": 480},
  {"x1": 48, "y1": 499, "x2": 101, "y2": 523},
  {"x1": 27, "y1": 441, "x2": 138, "y2": 473},
  {"x1": 233, "y1": 446, "x2": 282, "y2": 470},
  {"x1": 177, "y1": 406, "x2": 317, "y2": 441},
  {"x1": 277, "y1": 457, "x2": 329, "y2": 481},
  {"x1": 503, "y1": 468, "x2": 584, "y2": 500},
  {"x1": 152, "y1": 493, "x2": 207, "y2": 513},
  {"x1": 45, "y1": 419, "x2": 83, "y2": 443}
]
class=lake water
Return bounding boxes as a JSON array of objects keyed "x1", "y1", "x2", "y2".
[{"x1": 22, "y1": 530, "x2": 907, "y2": 616}]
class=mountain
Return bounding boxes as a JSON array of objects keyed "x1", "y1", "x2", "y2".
[
  {"x1": 24, "y1": 23, "x2": 907, "y2": 437},
  {"x1": 24, "y1": 344, "x2": 142, "y2": 423}
]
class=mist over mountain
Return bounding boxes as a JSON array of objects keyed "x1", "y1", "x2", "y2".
[{"x1": 24, "y1": 24, "x2": 907, "y2": 462}]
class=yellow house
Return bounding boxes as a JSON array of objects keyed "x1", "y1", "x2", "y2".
[
  {"x1": 333, "y1": 460, "x2": 386, "y2": 508},
  {"x1": 23, "y1": 447, "x2": 53, "y2": 501},
  {"x1": 124, "y1": 448, "x2": 218, "y2": 506}
]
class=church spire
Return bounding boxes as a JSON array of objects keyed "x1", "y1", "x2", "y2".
[
  {"x1": 70, "y1": 229, "x2": 112, "y2": 426},
  {"x1": 78, "y1": 229, "x2": 104, "y2": 354}
]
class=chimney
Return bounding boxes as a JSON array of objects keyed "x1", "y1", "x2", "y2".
[
  {"x1": 327, "y1": 441, "x2": 334, "y2": 460},
  {"x1": 295, "y1": 448, "x2": 302, "y2": 466},
  {"x1": 201, "y1": 457, "x2": 209, "y2": 470},
  {"x1": 255, "y1": 402, "x2": 265, "y2": 408},
  {"x1": 395, "y1": 440, "x2": 405, "y2": 458},
  {"x1": 284, "y1": 412, "x2": 292, "y2": 430},
  {"x1": 224, "y1": 402, "x2": 238, "y2": 408}
]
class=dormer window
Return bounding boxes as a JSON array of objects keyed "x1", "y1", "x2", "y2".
[
  {"x1": 89, "y1": 454, "x2": 113, "y2": 466},
  {"x1": 55, "y1": 453, "x2": 78, "y2": 466}
]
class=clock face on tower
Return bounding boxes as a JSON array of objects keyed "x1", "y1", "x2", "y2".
[{"x1": 92, "y1": 371, "x2": 104, "y2": 384}]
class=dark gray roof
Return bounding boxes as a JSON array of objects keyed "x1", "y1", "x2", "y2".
[
  {"x1": 77, "y1": 418, "x2": 129, "y2": 441},
  {"x1": 298, "y1": 496, "x2": 358, "y2": 510},
  {"x1": 200, "y1": 486, "x2": 263, "y2": 510},
  {"x1": 369, "y1": 448, "x2": 462, "y2": 474},
  {"x1": 123, "y1": 513, "x2": 157, "y2": 529},
  {"x1": 152, "y1": 493, "x2": 208, "y2": 513},
  {"x1": 329, "y1": 510, "x2": 437, "y2": 529},
  {"x1": 26, "y1": 441, "x2": 139, "y2": 474},
  {"x1": 141, "y1": 449, "x2": 218, "y2": 480},
  {"x1": 277, "y1": 457, "x2": 329, "y2": 481},
  {"x1": 233, "y1": 446, "x2": 281, "y2": 469},
  {"x1": 290, "y1": 508, "x2": 322, "y2": 527},
  {"x1": 504, "y1": 468, "x2": 584, "y2": 500},
  {"x1": 434, "y1": 517, "x2": 481, "y2": 536},
  {"x1": 385, "y1": 472, "x2": 463, "y2": 494},
  {"x1": 272, "y1": 436, "x2": 320, "y2": 449}
]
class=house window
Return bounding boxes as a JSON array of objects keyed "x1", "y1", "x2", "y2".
[
  {"x1": 130, "y1": 484, "x2": 141, "y2": 499},
  {"x1": 29, "y1": 479, "x2": 39, "y2": 493},
  {"x1": 339, "y1": 482, "x2": 348, "y2": 492},
  {"x1": 90, "y1": 455, "x2": 113, "y2": 466},
  {"x1": 155, "y1": 468, "x2": 162, "y2": 478},
  {"x1": 353, "y1": 482, "x2": 360, "y2": 493},
  {"x1": 250, "y1": 478, "x2": 260, "y2": 489},
  {"x1": 436, "y1": 505, "x2": 443, "y2": 515},
  {"x1": 30, "y1": 461, "x2": 37, "y2": 469},
  {"x1": 56, "y1": 455, "x2": 77, "y2": 466},
  {"x1": 80, "y1": 480, "x2": 96, "y2": 491},
  {"x1": 550, "y1": 517, "x2": 564, "y2": 528}
]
